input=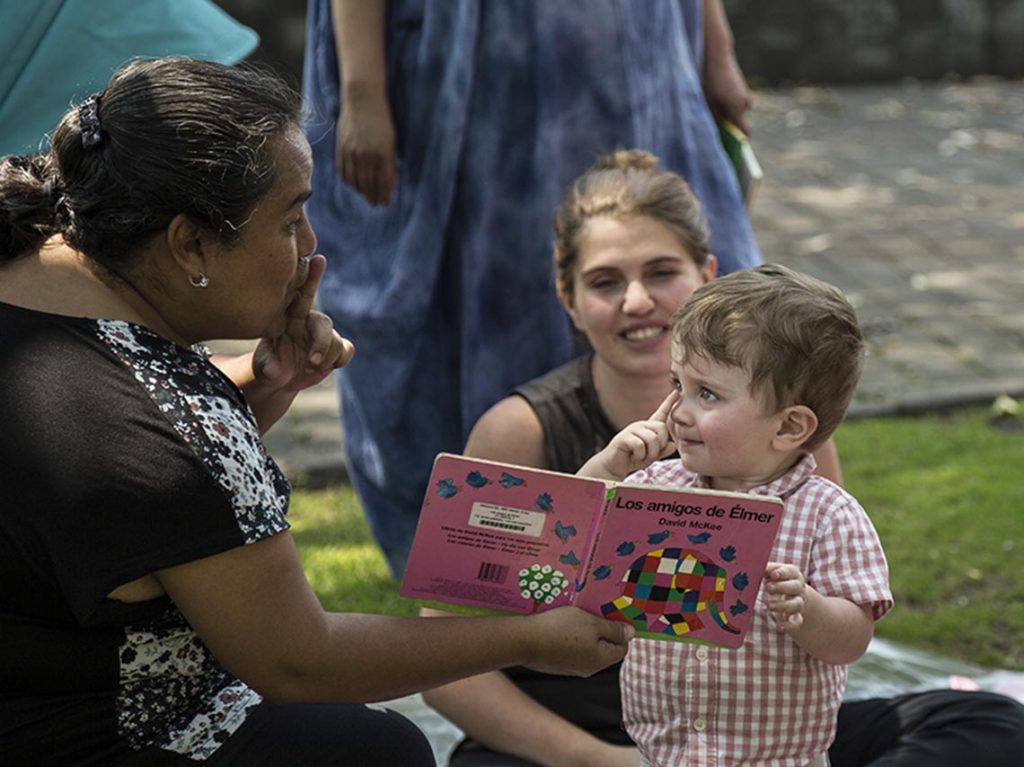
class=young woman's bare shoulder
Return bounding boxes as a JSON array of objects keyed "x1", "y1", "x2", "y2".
[{"x1": 464, "y1": 395, "x2": 546, "y2": 468}]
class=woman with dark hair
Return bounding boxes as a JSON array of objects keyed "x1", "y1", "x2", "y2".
[{"x1": 0, "y1": 58, "x2": 633, "y2": 765}]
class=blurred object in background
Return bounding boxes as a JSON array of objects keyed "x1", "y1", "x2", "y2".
[
  {"x1": 211, "y1": 0, "x2": 308, "y2": 84},
  {"x1": 0, "y1": 0, "x2": 258, "y2": 157},
  {"x1": 725, "y1": 0, "x2": 1024, "y2": 84},
  {"x1": 211, "y1": 0, "x2": 1024, "y2": 88}
]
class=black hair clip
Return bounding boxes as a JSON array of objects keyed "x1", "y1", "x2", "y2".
[{"x1": 79, "y1": 95, "x2": 103, "y2": 150}]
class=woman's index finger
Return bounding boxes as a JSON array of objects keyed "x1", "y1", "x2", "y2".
[{"x1": 288, "y1": 254, "x2": 326, "y2": 319}]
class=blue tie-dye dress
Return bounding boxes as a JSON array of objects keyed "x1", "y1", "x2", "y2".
[{"x1": 302, "y1": 0, "x2": 761, "y2": 576}]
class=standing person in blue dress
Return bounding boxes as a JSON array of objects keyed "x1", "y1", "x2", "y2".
[{"x1": 302, "y1": 0, "x2": 762, "y2": 577}]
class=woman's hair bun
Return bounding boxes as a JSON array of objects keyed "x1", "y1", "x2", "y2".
[
  {"x1": 590, "y1": 148, "x2": 659, "y2": 173},
  {"x1": 0, "y1": 154, "x2": 59, "y2": 262}
]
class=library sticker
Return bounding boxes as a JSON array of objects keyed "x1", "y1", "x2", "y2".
[{"x1": 468, "y1": 502, "x2": 546, "y2": 537}]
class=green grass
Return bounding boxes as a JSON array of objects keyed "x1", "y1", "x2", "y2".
[
  {"x1": 288, "y1": 486, "x2": 416, "y2": 616},
  {"x1": 837, "y1": 408, "x2": 1024, "y2": 668},
  {"x1": 289, "y1": 405, "x2": 1024, "y2": 668}
]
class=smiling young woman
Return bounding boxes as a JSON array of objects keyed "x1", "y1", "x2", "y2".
[{"x1": 567, "y1": 214, "x2": 716, "y2": 382}]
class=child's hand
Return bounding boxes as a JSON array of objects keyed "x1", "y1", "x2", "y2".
[
  {"x1": 579, "y1": 391, "x2": 677, "y2": 480},
  {"x1": 764, "y1": 562, "x2": 807, "y2": 632}
]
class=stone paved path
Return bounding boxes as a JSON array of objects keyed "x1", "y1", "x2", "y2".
[{"x1": 752, "y1": 78, "x2": 1024, "y2": 418}]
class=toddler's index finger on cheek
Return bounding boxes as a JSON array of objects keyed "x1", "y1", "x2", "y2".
[{"x1": 651, "y1": 389, "x2": 679, "y2": 422}]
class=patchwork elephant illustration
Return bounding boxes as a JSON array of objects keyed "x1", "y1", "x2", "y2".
[{"x1": 600, "y1": 547, "x2": 740, "y2": 637}]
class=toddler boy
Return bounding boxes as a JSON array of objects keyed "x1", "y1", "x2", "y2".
[{"x1": 581, "y1": 264, "x2": 892, "y2": 766}]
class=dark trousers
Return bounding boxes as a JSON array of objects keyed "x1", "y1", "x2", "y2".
[
  {"x1": 2, "y1": 700, "x2": 435, "y2": 766},
  {"x1": 204, "y1": 701, "x2": 436, "y2": 766},
  {"x1": 449, "y1": 690, "x2": 1024, "y2": 767},
  {"x1": 830, "y1": 691, "x2": 1024, "y2": 767}
]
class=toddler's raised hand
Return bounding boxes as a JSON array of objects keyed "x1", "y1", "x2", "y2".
[
  {"x1": 764, "y1": 562, "x2": 807, "y2": 632},
  {"x1": 579, "y1": 391, "x2": 677, "y2": 480}
]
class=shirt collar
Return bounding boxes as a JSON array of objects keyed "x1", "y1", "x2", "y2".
[{"x1": 691, "y1": 452, "x2": 818, "y2": 500}]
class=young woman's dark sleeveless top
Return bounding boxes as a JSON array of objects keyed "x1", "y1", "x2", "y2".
[{"x1": 512, "y1": 355, "x2": 618, "y2": 474}]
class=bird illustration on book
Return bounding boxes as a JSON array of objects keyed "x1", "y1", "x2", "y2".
[
  {"x1": 616, "y1": 530, "x2": 673, "y2": 556},
  {"x1": 554, "y1": 520, "x2": 576, "y2": 543},
  {"x1": 600, "y1": 547, "x2": 740, "y2": 637},
  {"x1": 466, "y1": 471, "x2": 490, "y2": 488},
  {"x1": 436, "y1": 478, "x2": 459, "y2": 498},
  {"x1": 592, "y1": 564, "x2": 613, "y2": 580},
  {"x1": 499, "y1": 471, "x2": 526, "y2": 488},
  {"x1": 535, "y1": 492, "x2": 554, "y2": 512},
  {"x1": 687, "y1": 532, "x2": 712, "y2": 544},
  {"x1": 720, "y1": 545, "x2": 737, "y2": 562},
  {"x1": 559, "y1": 550, "x2": 581, "y2": 567}
]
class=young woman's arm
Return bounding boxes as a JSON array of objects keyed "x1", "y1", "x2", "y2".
[
  {"x1": 462, "y1": 395, "x2": 549, "y2": 468},
  {"x1": 813, "y1": 437, "x2": 844, "y2": 486}
]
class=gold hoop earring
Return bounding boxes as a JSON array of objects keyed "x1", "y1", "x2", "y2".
[{"x1": 189, "y1": 273, "x2": 209, "y2": 289}]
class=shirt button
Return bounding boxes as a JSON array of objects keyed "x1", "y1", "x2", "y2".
[
  {"x1": 693, "y1": 717, "x2": 707, "y2": 732},
  {"x1": 696, "y1": 646, "x2": 709, "y2": 661}
]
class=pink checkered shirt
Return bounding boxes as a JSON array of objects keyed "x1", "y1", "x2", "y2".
[{"x1": 620, "y1": 454, "x2": 893, "y2": 767}]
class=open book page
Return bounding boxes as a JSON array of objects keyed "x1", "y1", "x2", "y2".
[
  {"x1": 574, "y1": 483, "x2": 783, "y2": 648},
  {"x1": 400, "y1": 454, "x2": 607, "y2": 615}
]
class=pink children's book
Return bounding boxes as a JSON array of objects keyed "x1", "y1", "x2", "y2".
[{"x1": 401, "y1": 454, "x2": 784, "y2": 648}]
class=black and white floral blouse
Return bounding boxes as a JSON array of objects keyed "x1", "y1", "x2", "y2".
[{"x1": 0, "y1": 302, "x2": 290, "y2": 763}]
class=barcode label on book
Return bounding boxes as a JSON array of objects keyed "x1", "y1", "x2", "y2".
[
  {"x1": 476, "y1": 518, "x2": 528, "y2": 531},
  {"x1": 477, "y1": 562, "x2": 509, "y2": 584},
  {"x1": 469, "y1": 502, "x2": 545, "y2": 537}
]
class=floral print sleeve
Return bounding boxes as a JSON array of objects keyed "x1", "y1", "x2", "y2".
[{"x1": 96, "y1": 320, "x2": 290, "y2": 542}]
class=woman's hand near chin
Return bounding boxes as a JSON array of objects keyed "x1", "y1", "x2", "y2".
[
  {"x1": 252, "y1": 254, "x2": 355, "y2": 394},
  {"x1": 217, "y1": 254, "x2": 355, "y2": 434}
]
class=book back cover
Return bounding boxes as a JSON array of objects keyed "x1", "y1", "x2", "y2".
[
  {"x1": 574, "y1": 483, "x2": 783, "y2": 648},
  {"x1": 400, "y1": 454, "x2": 608, "y2": 615}
]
